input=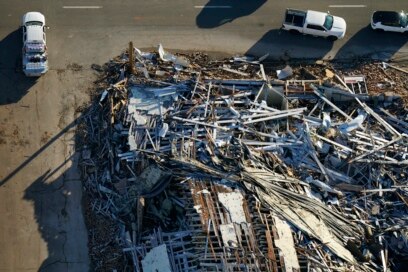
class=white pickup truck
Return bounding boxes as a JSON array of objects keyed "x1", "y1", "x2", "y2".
[
  {"x1": 21, "y1": 12, "x2": 48, "y2": 77},
  {"x1": 281, "y1": 9, "x2": 346, "y2": 41}
]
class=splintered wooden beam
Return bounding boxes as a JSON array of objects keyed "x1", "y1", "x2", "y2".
[
  {"x1": 128, "y1": 41, "x2": 135, "y2": 74},
  {"x1": 264, "y1": 214, "x2": 279, "y2": 272}
]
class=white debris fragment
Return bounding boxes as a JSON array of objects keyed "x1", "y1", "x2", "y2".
[
  {"x1": 193, "y1": 204, "x2": 202, "y2": 214},
  {"x1": 158, "y1": 44, "x2": 190, "y2": 68},
  {"x1": 141, "y1": 244, "x2": 172, "y2": 272},
  {"x1": 276, "y1": 65, "x2": 293, "y2": 80},
  {"x1": 322, "y1": 112, "x2": 331, "y2": 131},
  {"x1": 159, "y1": 123, "x2": 169, "y2": 138},
  {"x1": 339, "y1": 110, "x2": 367, "y2": 134},
  {"x1": 273, "y1": 216, "x2": 300, "y2": 271},
  {"x1": 305, "y1": 176, "x2": 343, "y2": 196},
  {"x1": 218, "y1": 192, "x2": 247, "y2": 224},
  {"x1": 220, "y1": 223, "x2": 239, "y2": 251},
  {"x1": 99, "y1": 90, "x2": 108, "y2": 103}
]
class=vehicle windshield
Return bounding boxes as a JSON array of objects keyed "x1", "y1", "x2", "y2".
[
  {"x1": 26, "y1": 53, "x2": 47, "y2": 63},
  {"x1": 400, "y1": 12, "x2": 407, "y2": 27},
  {"x1": 26, "y1": 21, "x2": 43, "y2": 26},
  {"x1": 324, "y1": 15, "x2": 334, "y2": 30}
]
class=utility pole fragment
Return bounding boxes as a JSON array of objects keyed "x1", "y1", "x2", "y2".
[{"x1": 128, "y1": 41, "x2": 135, "y2": 74}]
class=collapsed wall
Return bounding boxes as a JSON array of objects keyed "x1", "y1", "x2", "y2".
[{"x1": 78, "y1": 44, "x2": 408, "y2": 271}]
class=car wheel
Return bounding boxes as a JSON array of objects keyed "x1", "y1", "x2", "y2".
[
  {"x1": 289, "y1": 29, "x2": 300, "y2": 35},
  {"x1": 327, "y1": 36, "x2": 338, "y2": 41}
]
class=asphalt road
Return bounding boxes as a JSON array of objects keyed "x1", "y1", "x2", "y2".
[
  {"x1": 1, "y1": 0, "x2": 408, "y2": 68},
  {"x1": 0, "y1": 1, "x2": 407, "y2": 271}
]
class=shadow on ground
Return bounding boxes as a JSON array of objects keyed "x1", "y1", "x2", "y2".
[
  {"x1": 21, "y1": 121, "x2": 89, "y2": 271},
  {"x1": 0, "y1": 116, "x2": 88, "y2": 271},
  {"x1": 0, "y1": 28, "x2": 37, "y2": 105},
  {"x1": 334, "y1": 25, "x2": 408, "y2": 61},
  {"x1": 196, "y1": 0, "x2": 266, "y2": 28},
  {"x1": 24, "y1": 157, "x2": 89, "y2": 271},
  {"x1": 0, "y1": 118, "x2": 78, "y2": 187},
  {"x1": 24, "y1": 164, "x2": 71, "y2": 271},
  {"x1": 245, "y1": 29, "x2": 335, "y2": 60}
]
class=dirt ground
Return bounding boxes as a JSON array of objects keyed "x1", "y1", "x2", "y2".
[{"x1": 0, "y1": 67, "x2": 95, "y2": 271}]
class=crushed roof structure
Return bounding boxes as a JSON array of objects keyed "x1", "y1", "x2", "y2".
[{"x1": 78, "y1": 44, "x2": 408, "y2": 272}]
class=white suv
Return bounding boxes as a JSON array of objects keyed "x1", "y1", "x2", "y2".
[
  {"x1": 371, "y1": 11, "x2": 408, "y2": 33},
  {"x1": 22, "y1": 12, "x2": 48, "y2": 76}
]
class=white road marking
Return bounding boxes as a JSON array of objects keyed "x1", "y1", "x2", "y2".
[
  {"x1": 329, "y1": 5, "x2": 366, "y2": 8},
  {"x1": 194, "y1": 6, "x2": 232, "y2": 9},
  {"x1": 63, "y1": 6, "x2": 103, "y2": 9}
]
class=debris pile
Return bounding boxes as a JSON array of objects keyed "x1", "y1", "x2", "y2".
[{"x1": 78, "y1": 44, "x2": 408, "y2": 271}]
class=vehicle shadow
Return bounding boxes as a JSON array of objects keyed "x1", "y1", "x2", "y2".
[
  {"x1": 196, "y1": 0, "x2": 267, "y2": 28},
  {"x1": 0, "y1": 28, "x2": 37, "y2": 105},
  {"x1": 334, "y1": 25, "x2": 408, "y2": 61},
  {"x1": 245, "y1": 29, "x2": 335, "y2": 60}
]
